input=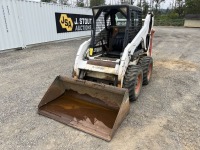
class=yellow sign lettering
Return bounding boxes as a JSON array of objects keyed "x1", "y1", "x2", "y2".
[{"x1": 59, "y1": 14, "x2": 73, "y2": 31}]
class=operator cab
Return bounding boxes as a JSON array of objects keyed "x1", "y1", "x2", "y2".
[{"x1": 88, "y1": 5, "x2": 142, "y2": 59}]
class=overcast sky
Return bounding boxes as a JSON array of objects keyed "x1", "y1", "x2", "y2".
[{"x1": 29, "y1": 0, "x2": 173, "y2": 9}]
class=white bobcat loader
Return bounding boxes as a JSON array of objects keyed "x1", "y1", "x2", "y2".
[{"x1": 38, "y1": 5, "x2": 155, "y2": 141}]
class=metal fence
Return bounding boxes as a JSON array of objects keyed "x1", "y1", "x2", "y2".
[{"x1": 0, "y1": 0, "x2": 92, "y2": 51}]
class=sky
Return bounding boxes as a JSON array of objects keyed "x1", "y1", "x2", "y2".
[{"x1": 29, "y1": 0, "x2": 173, "y2": 9}]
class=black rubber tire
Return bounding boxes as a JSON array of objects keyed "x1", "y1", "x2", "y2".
[
  {"x1": 123, "y1": 65, "x2": 143, "y2": 102},
  {"x1": 139, "y1": 56, "x2": 153, "y2": 85}
]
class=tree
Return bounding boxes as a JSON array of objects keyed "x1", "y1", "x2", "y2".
[
  {"x1": 153, "y1": 0, "x2": 165, "y2": 14},
  {"x1": 60, "y1": 0, "x2": 68, "y2": 5},
  {"x1": 41, "y1": 0, "x2": 51, "y2": 2},
  {"x1": 77, "y1": 0, "x2": 84, "y2": 7},
  {"x1": 90, "y1": 0, "x2": 105, "y2": 7},
  {"x1": 185, "y1": 0, "x2": 200, "y2": 14},
  {"x1": 174, "y1": 0, "x2": 185, "y2": 17},
  {"x1": 137, "y1": 0, "x2": 142, "y2": 7},
  {"x1": 41, "y1": 0, "x2": 68, "y2": 5},
  {"x1": 142, "y1": 0, "x2": 149, "y2": 16}
]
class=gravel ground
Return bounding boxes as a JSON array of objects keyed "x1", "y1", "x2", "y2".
[{"x1": 0, "y1": 27, "x2": 200, "y2": 150}]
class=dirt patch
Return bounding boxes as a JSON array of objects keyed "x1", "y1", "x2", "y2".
[{"x1": 155, "y1": 60, "x2": 198, "y2": 71}]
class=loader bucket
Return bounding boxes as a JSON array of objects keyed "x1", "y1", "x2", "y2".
[{"x1": 38, "y1": 76, "x2": 129, "y2": 141}]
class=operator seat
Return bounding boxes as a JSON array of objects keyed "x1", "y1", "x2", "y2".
[{"x1": 106, "y1": 27, "x2": 124, "y2": 57}]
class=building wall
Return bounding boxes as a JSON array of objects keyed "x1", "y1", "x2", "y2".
[
  {"x1": 184, "y1": 20, "x2": 200, "y2": 28},
  {"x1": 0, "y1": 0, "x2": 92, "y2": 51}
]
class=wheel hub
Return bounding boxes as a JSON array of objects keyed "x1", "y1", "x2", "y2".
[{"x1": 135, "y1": 73, "x2": 142, "y2": 95}]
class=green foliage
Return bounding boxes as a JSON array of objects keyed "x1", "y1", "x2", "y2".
[
  {"x1": 185, "y1": 0, "x2": 200, "y2": 14},
  {"x1": 142, "y1": 0, "x2": 149, "y2": 16},
  {"x1": 167, "y1": 12, "x2": 180, "y2": 19},
  {"x1": 174, "y1": 0, "x2": 185, "y2": 17},
  {"x1": 154, "y1": 19, "x2": 184, "y2": 26},
  {"x1": 154, "y1": 0, "x2": 200, "y2": 26},
  {"x1": 41, "y1": 0, "x2": 68, "y2": 5},
  {"x1": 137, "y1": 0, "x2": 142, "y2": 7},
  {"x1": 155, "y1": 11, "x2": 184, "y2": 26},
  {"x1": 90, "y1": 0, "x2": 105, "y2": 7},
  {"x1": 60, "y1": 0, "x2": 68, "y2": 5},
  {"x1": 77, "y1": 0, "x2": 84, "y2": 7},
  {"x1": 153, "y1": 0, "x2": 165, "y2": 14},
  {"x1": 41, "y1": 0, "x2": 51, "y2": 2}
]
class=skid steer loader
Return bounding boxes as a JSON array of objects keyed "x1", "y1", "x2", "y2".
[{"x1": 38, "y1": 5, "x2": 155, "y2": 141}]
